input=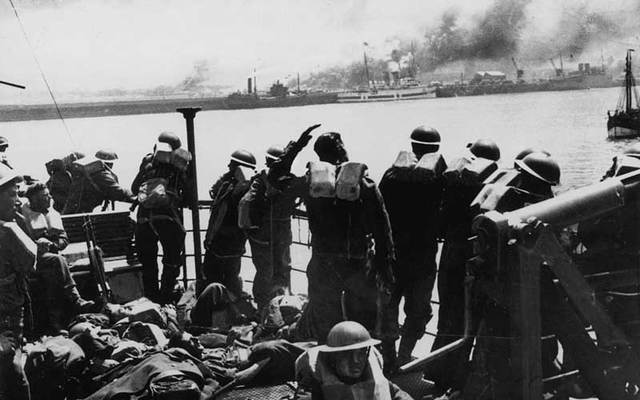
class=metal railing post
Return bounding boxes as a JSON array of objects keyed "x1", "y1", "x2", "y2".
[{"x1": 177, "y1": 107, "x2": 203, "y2": 284}]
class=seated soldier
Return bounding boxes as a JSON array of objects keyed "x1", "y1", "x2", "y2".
[
  {"x1": 17, "y1": 183, "x2": 95, "y2": 335},
  {"x1": 296, "y1": 321, "x2": 412, "y2": 400}
]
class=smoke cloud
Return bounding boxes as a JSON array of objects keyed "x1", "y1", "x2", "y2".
[{"x1": 421, "y1": 0, "x2": 640, "y2": 71}]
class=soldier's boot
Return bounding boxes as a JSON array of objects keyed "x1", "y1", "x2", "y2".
[
  {"x1": 66, "y1": 285, "x2": 97, "y2": 314},
  {"x1": 381, "y1": 339, "x2": 398, "y2": 376},
  {"x1": 398, "y1": 335, "x2": 419, "y2": 366},
  {"x1": 159, "y1": 265, "x2": 181, "y2": 305}
]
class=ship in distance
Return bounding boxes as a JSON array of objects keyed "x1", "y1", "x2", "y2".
[{"x1": 607, "y1": 49, "x2": 640, "y2": 139}]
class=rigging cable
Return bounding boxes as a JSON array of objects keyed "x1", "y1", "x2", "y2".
[{"x1": 7, "y1": 0, "x2": 77, "y2": 147}]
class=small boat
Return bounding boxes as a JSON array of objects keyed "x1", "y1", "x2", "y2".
[{"x1": 607, "y1": 49, "x2": 640, "y2": 139}]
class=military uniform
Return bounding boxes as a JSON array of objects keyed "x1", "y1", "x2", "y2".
[
  {"x1": 0, "y1": 220, "x2": 37, "y2": 400},
  {"x1": 17, "y1": 202, "x2": 91, "y2": 335},
  {"x1": 270, "y1": 161, "x2": 397, "y2": 346},
  {"x1": 203, "y1": 170, "x2": 252, "y2": 298},
  {"x1": 380, "y1": 151, "x2": 446, "y2": 362},
  {"x1": 63, "y1": 162, "x2": 133, "y2": 214},
  {"x1": 239, "y1": 170, "x2": 297, "y2": 311},
  {"x1": 428, "y1": 154, "x2": 499, "y2": 389},
  {"x1": 131, "y1": 150, "x2": 191, "y2": 304}
]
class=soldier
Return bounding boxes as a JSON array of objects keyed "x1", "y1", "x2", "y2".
[
  {"x1": 0, "y1": 163, "x2": 35, "y2": 400},
  {"x1": 203, "y1": 150, "x2": 257, "y2": 298},
  {"x1": 239, "y1": 145, "x2": 298, "y2": 312},
  {"x1": 131, "y1": 132, "x2": 192, "y2": 304},
  {"x1": 463, "y1": 151, "x2": 560, "y2": 399},
  {"x1": 45, "y1": 152, "x2": 85, "y2": 212},
  {"x1": 267, "y1": 126, "x2": 398, "y2": 370},
  {"x1": 296, "y1": 321, "x2": 412, "y2": 400},
  {"x1": 379, "y1": 126, "x2": 446, "y2": 365},
  {"x1": 0, "y1": 136, "x2": 11, "y2": 169},
  {"x1": 18, "y1": 183, "x2": 95, "y2": 335},
  {"x1": 63, "y1": 149, "x2": 134, "y2": 214},
  {"x1": 427, "y1": 138, "x2": 500, "y2": 390}
]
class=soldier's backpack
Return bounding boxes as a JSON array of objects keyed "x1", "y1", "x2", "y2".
[{"x1": 137, "y1": 143, "x2": 191, "y2": 209}]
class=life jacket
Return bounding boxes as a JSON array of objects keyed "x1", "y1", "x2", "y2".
[
  {"x1": 472, "y1": 183, "x2": 549, "y2": 214},
  {"x1": 299, "y1": 346, "x2": 392, "y2": 400},
  {"x1": 308, "y1": 161, "x2": 367, "y2": 201},
  {"x1": 137, "y1": 144, "x2": 191, "y2": 210},
  {"x1": 20, "y1": 203, "x2": 64, "y2": 241},
  {"x1": 387, "y1": 150, "x2": 446, "y2": 183},
  {"x1": 444, "y1": 154, "x2": 498, "y2": 187}
]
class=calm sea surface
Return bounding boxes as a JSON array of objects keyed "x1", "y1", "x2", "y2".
[
  {"x1": 1, "y1": 87, "x2": 632, "y2": 356},
  {"x1": 0, "y1": 86, "x2": 633, "y2": 196}
]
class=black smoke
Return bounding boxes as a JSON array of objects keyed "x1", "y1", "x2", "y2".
[{"x1": 421, "y1": 0, "x2": 530, "y2": 70}]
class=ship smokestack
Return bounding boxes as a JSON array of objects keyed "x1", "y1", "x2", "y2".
[{"x1": 247, "y1": 77, "x2": 252, "y2": 94}]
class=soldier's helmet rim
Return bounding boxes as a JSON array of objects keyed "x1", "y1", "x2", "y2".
[
  {"x1": 515, "y1": 151, "x2": 561, "y2": 186},
  {"x1": 410, "y1": 125, "x2": 441, "y2": 146},
  {"x1": 316, "y1": 321, "x2": 380, "y2": 353}
]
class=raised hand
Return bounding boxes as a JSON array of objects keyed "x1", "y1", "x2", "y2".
[{"x1": 296, "y1": 124, "x2": 321, "y2": 149}]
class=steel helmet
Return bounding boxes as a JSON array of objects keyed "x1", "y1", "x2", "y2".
[
  {"x1": 317, "y1": 321, "x2": 380, "y2": 353},
  {"x1": 0, "y1": 162, "x2": 21, "y2": 187},
  {"x1": 158, "y1": 131, "x2": 182, "y2": 150},
  {"x1": 314, "y1": 132, "x2": 343, "y2": 155},
  {"x1": 0, "y1": 136, "x2": 7, "y2": 148},
  {"x1": 468, "y1": 139, "x2": 501, "y2": 161},
  {"x1": 265, "y1": 145, "x2": 284, "y2": 161},
  {"x1": 515, "y1": 147, "x2": 550, "y2": 161},
  {"x1": 515, "y1": 151, "x2": 561, "y2": 186},
  {"x1": 231, "y1": 149, "x2": 257, "y2": 169},
  {"x1": 410, "y1": 126, "x2": 441, "y2": 146},
  {"x1": 95, "y1": 149, "x2": 118, "y2": 162}
]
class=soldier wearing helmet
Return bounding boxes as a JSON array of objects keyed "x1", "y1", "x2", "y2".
[
  {"x1": 379, "y1": 125, "x2": 447, "y2": 367},
  {"x1": 267, "y1": 125, "x2": 397, "y2": 371},
  {"x1": 461, "y1": 151, "x2": 561, "y2": 398},
  {"x1": 0, "y1": 136, "x2": 11, "y2": 169},
  {"x1": 238, "y1": 144, "x2": 298, "y2": 313},
  {"x1": 203, "y1": 149, "x2": 257, "y2": 298},
  {"x1": 0, "y1": 163, "x2": 34, "y2": 400},
  {"x1": 296, "y1": 321, "x2": 412, "y2": 400},
  {"x1": 427, "y1": 138, "x2": 501, "y2": 390},
  {"x1": 131, "y1": 132, "x2": 193, "y2": 304},
  {"x1": 62, "y1": 149, "x2": 134, "y2": 214}
]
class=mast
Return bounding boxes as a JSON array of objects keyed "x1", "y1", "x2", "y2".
[
  {"x1": 363, "y1": 49, "x2": 371, "y2": 89},
  {"x1": 626, "y1": 50, "x2": 633, "y2": 112}
]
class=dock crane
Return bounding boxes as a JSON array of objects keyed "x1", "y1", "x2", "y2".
[
  {"x1": 511, "y1": 57, "x2": 524, "y2": 82},
  {"x1": 549, "y1": 56, "x2": 564, "y2": 77}
]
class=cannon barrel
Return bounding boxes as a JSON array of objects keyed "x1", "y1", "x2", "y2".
[{"x1": 475, "y1": 169, "x2": 640, "y2": 234}]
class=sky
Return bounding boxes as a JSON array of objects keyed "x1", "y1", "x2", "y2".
[{"x1": 0, "y1": 0, "x2": 637, "y2": 104}]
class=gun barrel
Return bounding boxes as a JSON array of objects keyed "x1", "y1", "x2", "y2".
[{"x1": 492, "y1": 169, "x2": 640, "y2": 230}]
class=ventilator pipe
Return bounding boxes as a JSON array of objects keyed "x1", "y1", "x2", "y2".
[{"x1": 177, "y1": 107, "x2": 203, "y2": 281}]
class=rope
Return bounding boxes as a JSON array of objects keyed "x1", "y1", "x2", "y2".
[{"x1": 7, "y1": 0, "x2": 77, "y2": 147}]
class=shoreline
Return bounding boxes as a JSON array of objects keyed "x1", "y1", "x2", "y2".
[{"x1": 0, "y1": 93, "x2": 339, "y2": 122}]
